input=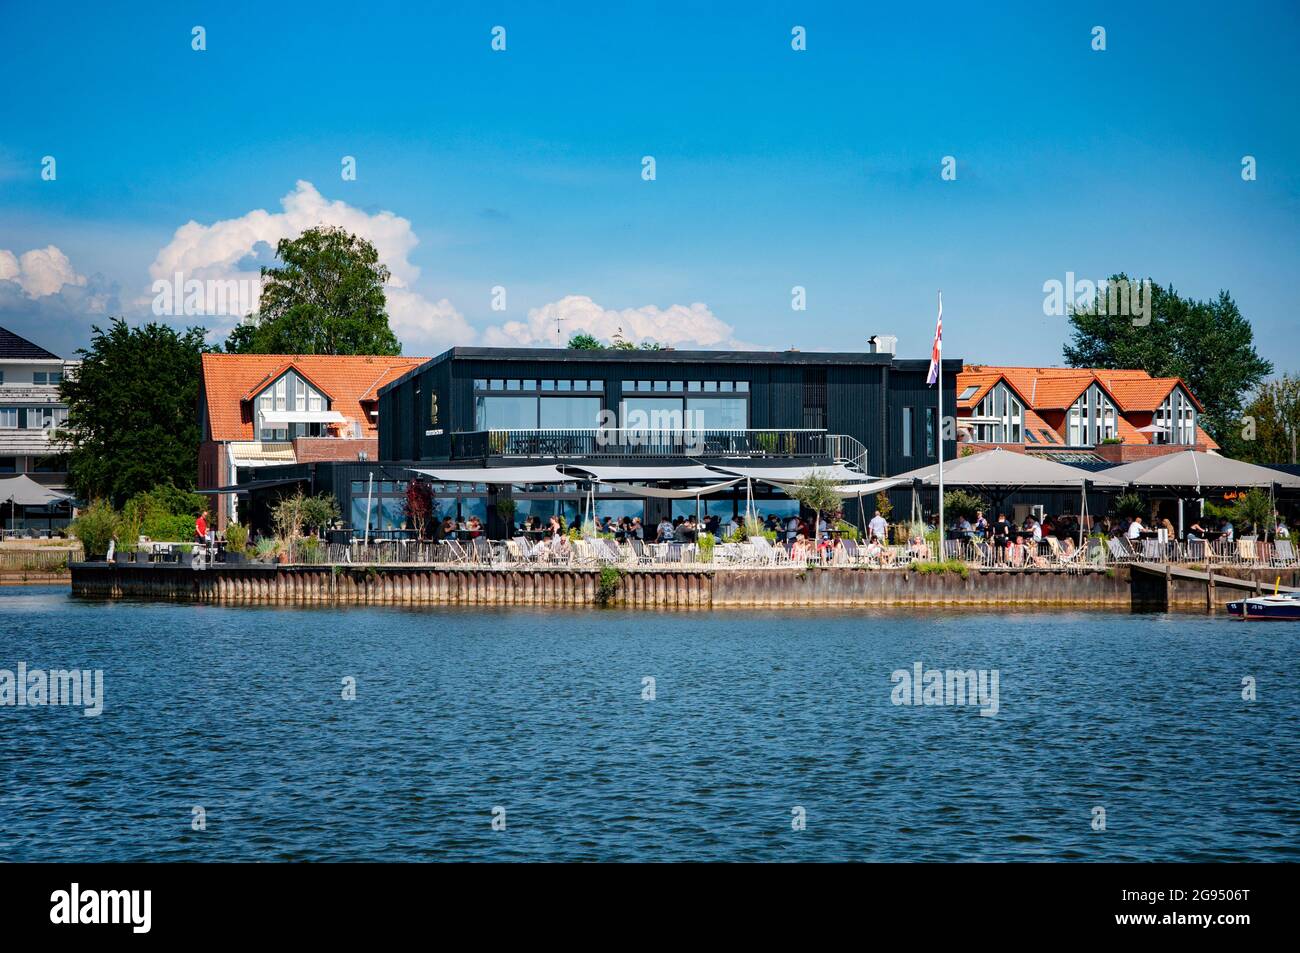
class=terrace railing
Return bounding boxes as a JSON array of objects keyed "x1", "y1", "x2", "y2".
[{"x1": 451, "y1": 428, "x2": 831, "y2": 461}]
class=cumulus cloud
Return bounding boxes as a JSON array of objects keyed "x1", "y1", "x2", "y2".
[
  {"x1": 0, "y1": 245, "x2": 119, "y2": 358},
  {"x1": 145, "y1": 180, "x2": 474, "y2": 353},
  {"x1": 0, "y1": 245, "x2": 87, "y2": 297},
  {"x1": 482, "y1": 295, "x2": 756, "y2": 349}
]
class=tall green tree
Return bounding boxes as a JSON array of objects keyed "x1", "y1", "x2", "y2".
[
  {"x1": 1063, "y1": 275, "x2": 1272, "y2": 444},
  {"x1": 225, "y1": 225, "x2": 401, "y2": 355},
  {"x1": 59, "y1": 318, "x2": 208, "y2": 506},
  {"x1": 1231, "y1": 374, "x2": 1300, "y2": 464},
  {"x1": 565, "y1": 329, "x2": 662, "y2": 350}
]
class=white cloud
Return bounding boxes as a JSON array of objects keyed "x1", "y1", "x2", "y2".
[
  {"x1": 0, "y1": 245, "x2": 87, "y2": 297},
  {"x1": 146, "y1": 180, "x2": 474, "y2": 353},
  {"x1": 482, "y1": 294, "x2": 756, "y2": 349}
]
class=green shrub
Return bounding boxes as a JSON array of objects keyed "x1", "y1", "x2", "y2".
[
  {"x1": 71, "y1": 499, "x2": 118, "y2": 558},
  {"x1": 596, "y1": 565, "x2": 625, "y2": 605},
  {"x1": 943, "y1": 489, "x2": 986, "y2": 521},
  {"x1": 1113, "y1": 492, "x2": 1146, "y2": 519},
  {"x1": 697, "y1": 534, "x2": 715, "y2": 562},
  {"x1": 254, "y1": 537, "x2": 280, "y2": 561},
  {"x1": 908, "y1": 558, "x2": 969, "y2": 579},
  {"x1": 225, "y1": 522, "x2": 249, "y2": 554},
  {"x1": 122, "y1": 485, "x2": 205, "y2": 541}
]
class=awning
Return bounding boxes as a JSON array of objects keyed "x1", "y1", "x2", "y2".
[
  {"x1": 259, "y1": 410, "x2": 347, "y2": 425},
  {"x1": 1100, "y1": 450, "x2": 1300, "y2": 492},
  {"x1": 213, "y1": 476, "x2": 311, "y2": 494},
  {"x1": 409, "y1": 465, "x2": 573, "y2": 485},
  {"x1": 889, "y1": 448, "x2": 1126, "y2": 489},
  {"x1": 709, "y1": 464, "x2": 875, "y2": 484},
  {"x1": 228, "y1": 441, "x2": 297, "y2": 467},
  {"x1": 565, "y1": 464, "x2": 724, "y2": 482},
  {"x1": 631, "y1": 479, "x2": 744, "y2": 499},
  {"x1": 0, "y1": 474, "x2": 72, "y2": 506}
]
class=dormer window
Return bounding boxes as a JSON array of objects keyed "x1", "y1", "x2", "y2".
[
  {"x1": 969, "y1": 382, "x2": 1023, "y2": 443},
  {"x1": 254, "y1": 369, "x2": 330, "y2": 440},
  {"x1": 1067, "y1": 384, "x2": 1117, "y2": 446}
]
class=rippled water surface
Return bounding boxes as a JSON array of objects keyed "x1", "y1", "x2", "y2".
[{"x1": 1, "y1": 587, "x2": 1296, "y2": 861}]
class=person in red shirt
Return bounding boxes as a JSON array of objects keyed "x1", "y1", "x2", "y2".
[{"x1": 195, "y1": 510, "x2": 209, "y2": 542}]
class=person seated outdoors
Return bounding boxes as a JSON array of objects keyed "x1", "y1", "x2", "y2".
[
  {"x1": 546, "y1": 515, "x2": 563, "y2": 539},
  {"x1": 438, "y1": 517, "x2": 457, "y2": 540},
  {"x1": 790, "y1": 533, "x2": 814, "y2": 563},
  {"x1": 656, "y1": 517, "x2": 674, "y2": 543},
  {"x1": 905, "y1": 534, "x2": 929, "y2": 561},
  {"x1": 1275, "y1": 516, "x2": 1290, "y2": 540},
  {"x1": 973, "y1": 510, "x2": 989, "y2": 539},
  {"x1": 1219, "y1": 518, "x2": 1235, "y2": 543},
  {"x1": 784, "y1": 515, "x2": 801, "y2": 544},
  {"x1": 1186, "y1": 520, "x2": 1206, "y2": 541},
  {"x1": 956, "y1": 515, "x2": 974, "y2": 539},
  {"x1": 1126, "y1": 516, "x2": 1144, "y2": 541}
]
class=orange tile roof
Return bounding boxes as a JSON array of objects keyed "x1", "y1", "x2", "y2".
[
  {"x1": 957, "y1": 365, "x2": 1208, "y2": 449},
  {"x1": 200, "y1": 353, "x2": 427, "y2": 442}
]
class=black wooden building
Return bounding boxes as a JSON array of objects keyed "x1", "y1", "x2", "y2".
[{"x1": 228, "y1": 345, "x2": 961, "y2": 537}]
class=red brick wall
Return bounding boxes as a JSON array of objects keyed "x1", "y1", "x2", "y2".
[
  {"x1": 196, "y1": 441, "x2": 228, "y2": 530},
  {"x1": 1094, "y1": 442, "x2": 1212, "y2": 463},
  {"x1": 291, "y1": 437, "x2": 378, "y2": 463}
]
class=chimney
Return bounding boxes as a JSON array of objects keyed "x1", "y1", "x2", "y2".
[{"x1": 867, "y1": 334, "x2": 897, "y2": 355}]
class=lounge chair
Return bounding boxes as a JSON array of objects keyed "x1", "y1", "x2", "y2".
[{"x1": 1272, "y1": 539, "x2": 1297, "y2": 567}]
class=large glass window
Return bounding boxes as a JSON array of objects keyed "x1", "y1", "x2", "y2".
[
  {"x1": 475, "y1": 395, "x2": 539, "y2": 430},
  {"x1": 622, "y1": 396, "x2": 686, "y2": 431},
  {"x1": 902, "y1": 407, "x2": 913, "y2": 456},
  {"x1": 539, "y1": 396, "x2": 601, "y2": 429},
  {"x1": 686, "y1": 397, "x2": 747, "y2": 429}
]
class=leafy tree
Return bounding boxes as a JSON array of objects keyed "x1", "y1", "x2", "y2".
[
  {"x1": 943, "y1": 489, "x2": 986, "y2": 521},
  {"x1": 225, "y1": 226, "x2": 401, "y2": 355},
  {"x1": 59, "y1": 318, "x2": 208, "y2": 507},
  {"x1": 1231, "y1": 488, "x2": 1275, "y2": 538},
  {"x1": 566, "y1": 329, "x2": 662, "y2": 350},
  {"x1": 1232, "y1": 374, "x2": 1300, "y2": 464},
  {"x1": 790, "y1": 473, "x2": 842, "y2": 540},
  {"x1": 122, "y1": 485, "x2": 207, "y2": 542},
  {"x1": 1063, "y1": 275, "x2": 1272, "y2": 444}
]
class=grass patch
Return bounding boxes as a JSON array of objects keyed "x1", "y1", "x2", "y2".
[{"x1": 909, "y1": 558, "x2": 969, "y2": 580}]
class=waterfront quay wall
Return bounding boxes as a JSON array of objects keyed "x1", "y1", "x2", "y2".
[{"x1": 69, "y1": 562, "x2": 1300, "y2": 609}]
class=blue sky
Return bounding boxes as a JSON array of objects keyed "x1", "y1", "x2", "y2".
[{"x1": 1, "y1": 1, "x2": 1296, "y2": 366}]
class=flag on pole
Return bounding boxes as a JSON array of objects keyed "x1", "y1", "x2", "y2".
[{"x1": 926, "y1": 295, "x2": 943, "y2": 386}]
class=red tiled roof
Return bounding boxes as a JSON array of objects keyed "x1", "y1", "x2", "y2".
[
  {"x1": 200, "y1": 353, "x2": 427, "y2": 442},
  {"x1": 957, "y1": 365, "x2": 1209, "y2": 449}
]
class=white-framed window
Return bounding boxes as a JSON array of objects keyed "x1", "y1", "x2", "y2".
[
  {"x1": 0, "y1": 408, "x2": 17, "y2": 428},
  {"x1": 1069, "y1": 384, "x2": 1118, "y2": 446},
  {"x1": 970, "y1": 383, "x2": 1023, "y2": 442}
]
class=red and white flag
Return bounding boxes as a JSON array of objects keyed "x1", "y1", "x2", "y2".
[{"x1": 926, "y1": 294, "x2": 943, "y2": 385}]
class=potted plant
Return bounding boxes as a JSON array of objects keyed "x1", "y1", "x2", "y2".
[{"x1": 225, "y1": 522, "x2": 249, "y2": 565}]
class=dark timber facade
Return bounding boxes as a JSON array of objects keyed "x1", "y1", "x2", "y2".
[
  {"x1": 378, "y1": 346, "x2": 959, "y2": 477},
  {"x1": 230, "y1": 346, "x2": 960, "y2": 537}
]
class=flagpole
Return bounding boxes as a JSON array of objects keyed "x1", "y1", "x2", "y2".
[{"x1": 936, "y1": 291, "x2": 945, "y2": 558}]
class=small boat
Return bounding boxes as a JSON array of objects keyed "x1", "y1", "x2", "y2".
[{"x1": 1227, "y1": 589, "x2": 1300, "y2": 621}]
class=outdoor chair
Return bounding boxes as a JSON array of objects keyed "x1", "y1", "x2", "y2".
[
  {"x1": 1236, "y1": 538, "x2": 1258, "y2": 566},
  {"x1": 629, "y1": 538, "x2": 653, "y2": 565},
  {"x1": 1105, "y1": 537, "x2": 1133, "y2": 564}
]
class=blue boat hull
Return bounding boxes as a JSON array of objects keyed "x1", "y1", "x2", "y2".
[{"x1": 1227, "y1": 598, "x2": 1300, "y2": 620}]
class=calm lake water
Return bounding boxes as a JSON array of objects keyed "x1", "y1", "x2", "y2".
[{"x1": 1, "y1": 586, "x2": 1296, "y2": 862}]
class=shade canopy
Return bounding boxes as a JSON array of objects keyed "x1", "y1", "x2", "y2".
[
  {"x1": 709, "y1": 464, "x2": 874, "y2": 483},
  {"x1": 631, "y1": 479, "x2": 745, "y2": 499},
  {"x1": 565, "y1": 464, "x2": 723, "y2": 482},
  {"x1": 0, "y1": 474, "x2": 72, "y2": 506},
  {"x1": 410, "y1": 465, "x2": 573, "y2": 485},
  {"x1": 1100, "y1": 450, "x2": 1300, "y2": 492},
  {"x1": 258, "y1": 410, "x2": 348, "y2": 425},
  {"x1": 890, "y1": 448, "x2": 1126, "y2": 489}
]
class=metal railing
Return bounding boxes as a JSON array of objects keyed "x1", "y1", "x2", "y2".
[{"x1": 451, "y1": 428, "x2": 831, "y2": 460}]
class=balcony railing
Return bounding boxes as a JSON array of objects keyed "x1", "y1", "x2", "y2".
[{"x1": 451, "y1": 428, "x2": 831, "y2": 460}]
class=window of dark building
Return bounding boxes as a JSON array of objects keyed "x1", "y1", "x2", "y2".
[
  {"x1": 802, "y1": 369, "x2": 826, "y2": 430},
  {"x1": 925, "y1": 407, "x2": 936, "y2": 458},
  {"x1": 903, "y1": 407, "x2": 914, "y2": 457}
]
